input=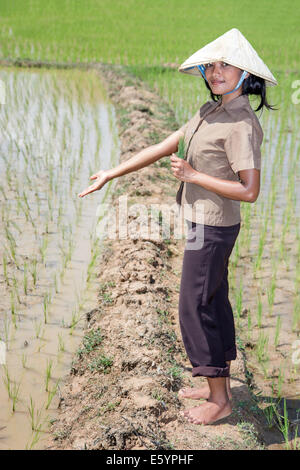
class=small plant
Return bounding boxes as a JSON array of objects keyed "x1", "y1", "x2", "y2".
[
  {"x1": 45, "y1": 358, "x2": 53, "y2": 392},
  {"x1": 88, "y1": 354, "x2": 113, "y2": 373},
  {"x1": 177, "y1": 137, "x2": 186, "y2": 159},
  {"x1": 76, "y1": 328, "x2": 103, "y2": 358}
]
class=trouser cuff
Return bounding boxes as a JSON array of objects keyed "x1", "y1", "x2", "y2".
[
  {"x1": 225, "y1": 347, "x2": 237, "y2": 361},
  {"x1": 192, "y1": 364, "x2": 230, "y2": 378}
]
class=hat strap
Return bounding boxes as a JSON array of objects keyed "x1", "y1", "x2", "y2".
[{"x1": 197, "y1": 66, "x2": 248, "y2": 95}]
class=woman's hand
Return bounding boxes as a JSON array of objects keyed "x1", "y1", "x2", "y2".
[
  {"x1": 77, "y1": 169, "x2": 109, "y2": 198},
  {"x1": 170, "y1": 154, "x2": 198, "y2": 183}
]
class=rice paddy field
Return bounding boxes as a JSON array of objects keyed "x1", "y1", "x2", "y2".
[{"x1": 0, "y1": 0, "x2": 300, "y2": 450}]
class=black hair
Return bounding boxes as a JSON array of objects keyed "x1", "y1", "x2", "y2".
[{"x1": 204, "y1": 71, "x2": 278, "y2": 113}]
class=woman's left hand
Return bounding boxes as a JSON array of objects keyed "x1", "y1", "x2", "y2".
[{"x1": 170, "y1": 154, "x2": 198, "y2": 183}]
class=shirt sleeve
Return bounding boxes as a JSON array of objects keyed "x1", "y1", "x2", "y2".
[{"x1": 224, "y1": 120, "x2": 264, "y2": 174}]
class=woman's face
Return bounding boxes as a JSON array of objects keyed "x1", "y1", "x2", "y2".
[{"x1": 204, "y1": 61, "x2": 249, "y2": 95}]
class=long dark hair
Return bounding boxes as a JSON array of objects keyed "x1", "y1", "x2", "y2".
[{"x1": 204, "y1": 72, "x2": 278, "y2": 113}]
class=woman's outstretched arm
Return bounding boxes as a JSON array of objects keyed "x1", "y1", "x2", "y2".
[{"x1": 78, "y1": 129, "x2": 184, "y2": 198}]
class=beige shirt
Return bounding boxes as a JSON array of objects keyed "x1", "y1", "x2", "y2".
[{"x1": 176, "y1": 94, "x2": 264, "y2": 226}]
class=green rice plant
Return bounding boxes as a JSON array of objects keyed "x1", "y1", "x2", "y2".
[
  {"x1": 263, "y1": 399, "x2": 278, "y2": 428},
  {"x1": 34, "y1": 319, "x2": 42, "y2": 339},
  {"x1": 69, "y1": 308, "x2": 82, "y2": 336},
  {"x1": 277, "y1": 365, "x2": 285, "y2": 398},
  {"x1": 21, "y1": 353, "x2": 28, "y2": 368},
  {"x1": 256, "y1": 331, "x2": 269, "y2": 363},
  {"x1": 2, "y1": 253, "x2": 9, "y2": 286},
  {"x1": 58, "y1": 333, "x2": 65, "y2": 352},
  {"x1": 30, "y1": 257, "x2": 38, "y2": 286},
  {"x1": 39, "y1": 235, "x2": 48, "y2": 264},
  {"x1": 12, "y1": 274, "x2": 21, "y2": 304},
  {"x1": 10, "y1": 290, "x2": 17, "y2": 328},
  {"x1": 292, "y1": 296, "x2": 300, "y2": 332},
  {"x1": 267, "y1": 273, "x2": 277, "y2": 316},
  {"x1": 45, "y1": 358, "x2": 53, "y2": 392},
  {"x1": 23, "y1": 261, "x2": 28, "y2": 295},
  {"x1": 274, "y1": 315, "x2": 282, "y2": 348},
  {"x1": 274, "y1": 399, "x2": 291, "y2": 450},
  {"x1": 46, "y1": 379, "x2": 61, "y2": 409},
  {"x1": 177, "y1": 136, "x2": 186, "y2": 159},
  {"x1": 53, "y1": 272, "x2": 59, "y2": 294},
  {"x1": 27, "y1": 396, "x2": 44, "y2": 431},
  {"x1": 253, "y1": 227, "x2": 266, "y2": 276},
  {"x1": 2, "y1": 364, "x2": 11, "y2": 397},
  {"x1": 235, "y1": 280, "x2": 243, "y2": 328},
  {"x1": 247, "y1": 310, "x2": 252, "y2": 341},
  {"x1": 256, "y1": 291, "x2": 263, "y2": 328},
  {"x1": 25, "y1": 430, "x2": 42, "y2": 450},
  {"x1": 43, "y1": 292, "x2": 51, "y2": 324},
  {"x1": 10, "y1": 379, "x2": 21, "y2": 412}
]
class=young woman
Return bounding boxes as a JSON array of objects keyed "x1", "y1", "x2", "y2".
[{"x1": 78, "y1": 28, "x2": 278, "y2": 426}]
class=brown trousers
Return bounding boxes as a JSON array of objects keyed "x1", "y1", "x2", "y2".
[{"x1": 179, "y1": 220, "x2": 241, "y2": 378}]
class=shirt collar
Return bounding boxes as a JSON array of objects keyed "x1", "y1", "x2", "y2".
[{"x1": 209, "y1": 93, "x2": 250, "y2": 112}]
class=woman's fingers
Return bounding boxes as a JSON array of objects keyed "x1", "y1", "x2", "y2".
[{"x1": 78, "y1": 181, "x2": 100, "y2": 198}]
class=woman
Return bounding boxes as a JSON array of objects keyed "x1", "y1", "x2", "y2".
[{"x1": 78, "y1": 28, "x2": 278, "y2": 426}]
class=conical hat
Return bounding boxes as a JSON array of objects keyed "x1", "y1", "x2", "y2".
[{"x1": 179, "y1": 28, "x2": 277, "y2": 87}]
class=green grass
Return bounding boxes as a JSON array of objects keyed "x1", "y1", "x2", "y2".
[{"x1": 0, "y1": 0, "x2": 299, "y2": 72}]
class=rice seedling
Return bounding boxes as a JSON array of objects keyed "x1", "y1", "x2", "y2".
[
  {"x1": 10, "y1": 290, "x2": 17, "y2": 328},
  {"x1": 12, "y1": 274, "x2": 21, "y2": 304},
  {"x1": 292, "y1": 296, "x2": 300, "y2": 332},
  {"x1": 33, "y1": 319, "x2": 43, "y2": 339},
  {"x1": 43, "y1": 292, "x2": 51, "y2": 324},
  {"x1": 277, "y1": 365, "x2": 285, "y2": 399},
  {"x1": 10, "y1": 379, "x2": 21, "y2": 412},
  {"x1": 234, "y1": 280, "x2": 243, "y2": 329},
  {"x1": 267, "y1": 273, "x2": 277, "y2": 316},
  {"x1": 57, "y1": 333, "x2": 65, "y2": 352},
  {"x1": 25, "y1": 430, "x2": 42, "y2": 450},
  {"x1": 69, "y1": 308, "x2": 83, "y2": 336},
  {"x1": 177, "y1": 137, "x2": 186, "y2": 159},
  {"x1": 2, "y1": 253, "x2": 9, "y2": 286},
  {"x1": 274, "y1": 315, "x2": 282, "y2": 348},
  {"x1": 256, "y1": 292, "x2": 263, "y2": 328},
  {"x1": 45, "y1": 359, "x2": 53, "y2": 392},
  {"x1": 39, "y1": 235, "x2": 49, "y2": 265},
  {"x1": 2, "y1": 364, "x2": 11, "y2": 397},
  {"x1": 23, "y1": 261, "x2": 28, "y2": 295},
  {"x1": 21, "y1": 353, "x2": 28, "y2": 368},
  {"x1": 274, "y1": 399, "x2": 291, "y2": 450},
  {"x1": 27, "y1": 396, "x2": 45, "y2": 431},
  {"x1": 46, "y1": 379, "x2": 61, "y2": 410},
  {"x1": 30, "y1": 257, "x2": 38, "y2": 286},
  {"x1": 256, "y1": 331, "x2": 269, "y2": 364}
]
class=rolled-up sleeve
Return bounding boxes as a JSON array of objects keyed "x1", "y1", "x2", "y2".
[{"x1": 224, "y1": 120, "x2": 264, "y2": 174}]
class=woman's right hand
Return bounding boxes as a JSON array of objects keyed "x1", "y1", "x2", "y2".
[{"x1": 77, "y1": 169, "x2": 110, "y2": 198}]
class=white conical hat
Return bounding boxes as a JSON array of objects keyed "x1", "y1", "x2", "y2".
[{"x1": 179, "y1": 28, "x2": 277, "y2": 87}]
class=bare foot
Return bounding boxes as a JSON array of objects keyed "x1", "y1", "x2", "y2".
[
  {"x1": 179, "y1": 399, "x2": 232, "y2": 425},
  {"x1": 178, "y1": 386, "x2": 210, "y2": 400},
  {"x1": 178, "y1": 383, "x2": 232, "y2": 401}
]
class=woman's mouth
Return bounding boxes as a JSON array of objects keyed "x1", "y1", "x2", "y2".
[{"x1": 211, "y1": 81, "x2": 224, "y2": 85}]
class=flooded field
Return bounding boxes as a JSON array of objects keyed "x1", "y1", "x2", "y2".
[{"x1": 0, "y1": 66, "x2": 120, "y2": 449}]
